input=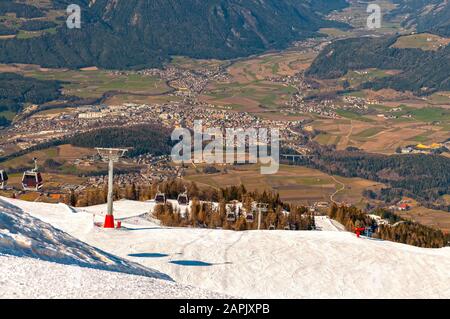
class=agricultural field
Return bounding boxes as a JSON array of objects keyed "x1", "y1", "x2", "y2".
[
  {"x1": 391, "y1": 33, "x2": 450, "y2": 51},
  {"x1": 0, "y1": 110, "x2": 16, "y2": 121},
  {"x1": 184, "y1": 164, "x2": 384, "y2": 207},
  {"x1": 311, "y1": 94, "x2": 450, "y2": 153},
  {"x1": 0, "y1": 64, "x2": 172, "y2": 100},
  {"x1": 228, "y1": 51, "x2": 315, "y2": 82},
  {"x1": 169, "y1": 56, "x2": 227, "y2": 72},
  {"x1": 201, "y1": 80, "x2": 296, "y2": 113},
  {"x1": 199, "y1": 50, "x2": 314, "y2": 113},
  {"x1": 25, "y1": 68, "x2": 171, "y2": 99},
  {"x1": 344, "y1": 69, "x2": 399, "y2": 88},
  {"x1": 104, "y1": 93, "x2": 182, "y2": 106},
  {"x1": 397, "y1": 202, "x2": 450, "y2": 233},
  {"x1": 0, "y1": 144, "x2": 96, "y2": 172},
  {"x1": 0, "y1": 3, "x2": 65, "y2": 40}
]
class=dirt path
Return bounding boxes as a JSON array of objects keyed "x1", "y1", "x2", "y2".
[{"x1": 330, "y1": 175, "x2": 345, "y2": 204}]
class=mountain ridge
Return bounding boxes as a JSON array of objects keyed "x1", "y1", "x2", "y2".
[{"x1": 0, "y1": 0, "x2": 349, "y2": 69}]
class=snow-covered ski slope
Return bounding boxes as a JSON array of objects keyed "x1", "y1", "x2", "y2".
[
  {"x1": 1, "y1": 197, "x2": 450, "y2": 298},
  {"x1": 0, "y1": 198, "x2": 226, "y2": 298}
]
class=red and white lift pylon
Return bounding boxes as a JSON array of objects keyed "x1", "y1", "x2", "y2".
[{"x1": 96, "y1": 147, "x2": 128, "y2": 228}]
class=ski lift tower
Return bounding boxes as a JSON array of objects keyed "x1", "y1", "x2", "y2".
[
  {"x1": 256, "y1": 203, "x2": 269, "y2": 230},
  {"x1": 96, "y1": 148, "x2": 128, "y2": 228}
]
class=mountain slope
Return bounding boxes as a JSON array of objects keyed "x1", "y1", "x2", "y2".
[
  {"x1": 0, "y1": 254, "x2": 228, "y2": 298},
  {"x1": 305, "y1": 1, "x2": 450, "y2": 94},
  {"x1": 0, "y1": 198, "x2": 168, "y2": 279},
  {"x1": 4, "y1": 197, "x2": 450, "y2": 298},
  {"x1": 0, "y1": 0, "x2": 348, "y2": 69},
  {"x1": 306, "y1": 35, "x2": 450, "y2": 94},
  {"x1": 391, "y1": 0, "x2": 450, "y2": 36},
  {"x1": 0, "y1": 198, "x2": 230, "y2": 298}
]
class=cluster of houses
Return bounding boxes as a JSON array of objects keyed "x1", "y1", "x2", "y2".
[{"x1": 400, "y1": 142, "x2": 449, "y2": 155}]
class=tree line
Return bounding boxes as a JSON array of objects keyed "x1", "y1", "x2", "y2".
[
  {"x1": 328, "y1": 204, "x2": 449, "y2": 248},
  {"x1": 294, "y1": 144, "x2": 450, "y2": 211},
  {"x1": 63, "y1": 178, "x2": 448, "y2": 246},
  {"x1": 154, "y1": 197, "x2": 315, "y2": 232},
  {"x1": 64, "y1": 179, "x2": 315, "y2": 231}
]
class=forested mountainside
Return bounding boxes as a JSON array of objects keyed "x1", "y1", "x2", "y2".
[
  {"x1": 0, "y1": 0, "x2": 348, "y2": 69},
  {"x1": 0, "y1": 73, "x2": 62, "y2": 125},
  {"x1": 306, "y1": 36, "x2": 450, "y2": 94},
  {"x1": 390, "y1": 0, "x2": 450, "y2": 36},
  {"x1": 66, "y1": 124, "x2": 174, "y2": 157}
]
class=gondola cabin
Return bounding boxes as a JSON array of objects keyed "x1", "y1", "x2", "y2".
[
  {"x1": 226, "y1": 207, "x2": 236, "y2": 222},
  {"x1": 0, "y1": 170, "x2": 8, "y2": 189},
  {"x1": 155, "y1": 192, "x2": 166, "y2": 204},
  {"x1": 22, "y1": 158, "x2": 43, "y2": 191},
  {"x1": 177, "y1": 191, "x2": 189, "y2": 206},
  {"x1": 22, "y1": 171, "x2": 43, "y2": 191}
]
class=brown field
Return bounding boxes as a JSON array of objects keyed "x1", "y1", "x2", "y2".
[
  {"x1": 184, "y1": 164, "x2": 384, "y2": 207},
  {"x1": 4, "y1": 171, "x2": 86, "y2": 191},
  {"x1": 398, "y1": 206, "x2": 450, "y2": 234},
  {"x1": 313, "y1": 104, "x2": 450, "y2": 153},
  {"x1": 1, "y1": 144, "x2": 96, "y2": 171},
  {"x1": 0, "y1": 35, "x2": 16, "y2": 40},
  {"x1": 227, "y1": 51, "x2": 315, "y2": 83}
]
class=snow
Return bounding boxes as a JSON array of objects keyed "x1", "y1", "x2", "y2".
[
  {"x1": 314, "y1": 215, "x2": 345, "y2": 231},
  {"x1": 2, "y1": 197, "x2": 450, "y2": 298},
  {"x1": 0, "y1": 255, "x2": 227, "y2": 299},
  {"x1": 0, "y1": 198, "x2": 227, "y2": 298}
]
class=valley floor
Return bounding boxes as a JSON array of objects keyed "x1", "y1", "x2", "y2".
[{"x1": 1, "y1": 198, "x2": 450, "y2": 298}]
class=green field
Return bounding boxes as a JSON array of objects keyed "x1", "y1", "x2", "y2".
[
  {"x1": 184, "y1": 164, "x2": 385, "y2": 206},
  {"x1": 345, "y1": 69, "x2": 392, "y2": 87},
  {"x1": 16, "y1": 27, "x2": 57, "y2": 39},
  {"x1": 409, "y1": 107, "x2": 450, "y2": 122},
  {"x1": 205, "y1": 80, "x2": 296, "y2": 110},
  {"x1": 336, "y1": 109, "x2": 374, "y2": 122},
  {"x1": 392, "y1": 33, "x2": 450, "y2": 51},
  {"x1": 24, "y1": 69, "x2": 171, "y2": 99},
  {"x1": 410, "y1": 132, "x2": 433, "y2": 143},
  {"x1": 354, "y1": 127, "x2": 384, "y2": 139},
  {"x1": 0, "y1": 110, "x2": 16, "y2": 121}
]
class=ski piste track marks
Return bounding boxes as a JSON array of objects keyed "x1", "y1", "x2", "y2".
[
  {"x1": 2, "y1": 197, "x2": 450, "y2": 298},
  {"x1": 223, "y1": 231, "x2": 245, "y2": 289},
  {"x1": 0, "y1": 198, "x2": 170, "y2": 280},
  {"x1": 171, "y1": 228, "x2": 215, "y2": 278}
]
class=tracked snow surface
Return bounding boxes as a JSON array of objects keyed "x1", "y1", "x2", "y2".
[
  {"x1": 0, "y1": 198, "x2": 226, "y2": 298},
  {"x1": 1, "y1": 197, "x2": 450, "y2": 298}
]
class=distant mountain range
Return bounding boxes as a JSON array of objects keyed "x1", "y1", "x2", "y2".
[{"x1": 0, "y1": 0, "x2": 348, "y2": 69}]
